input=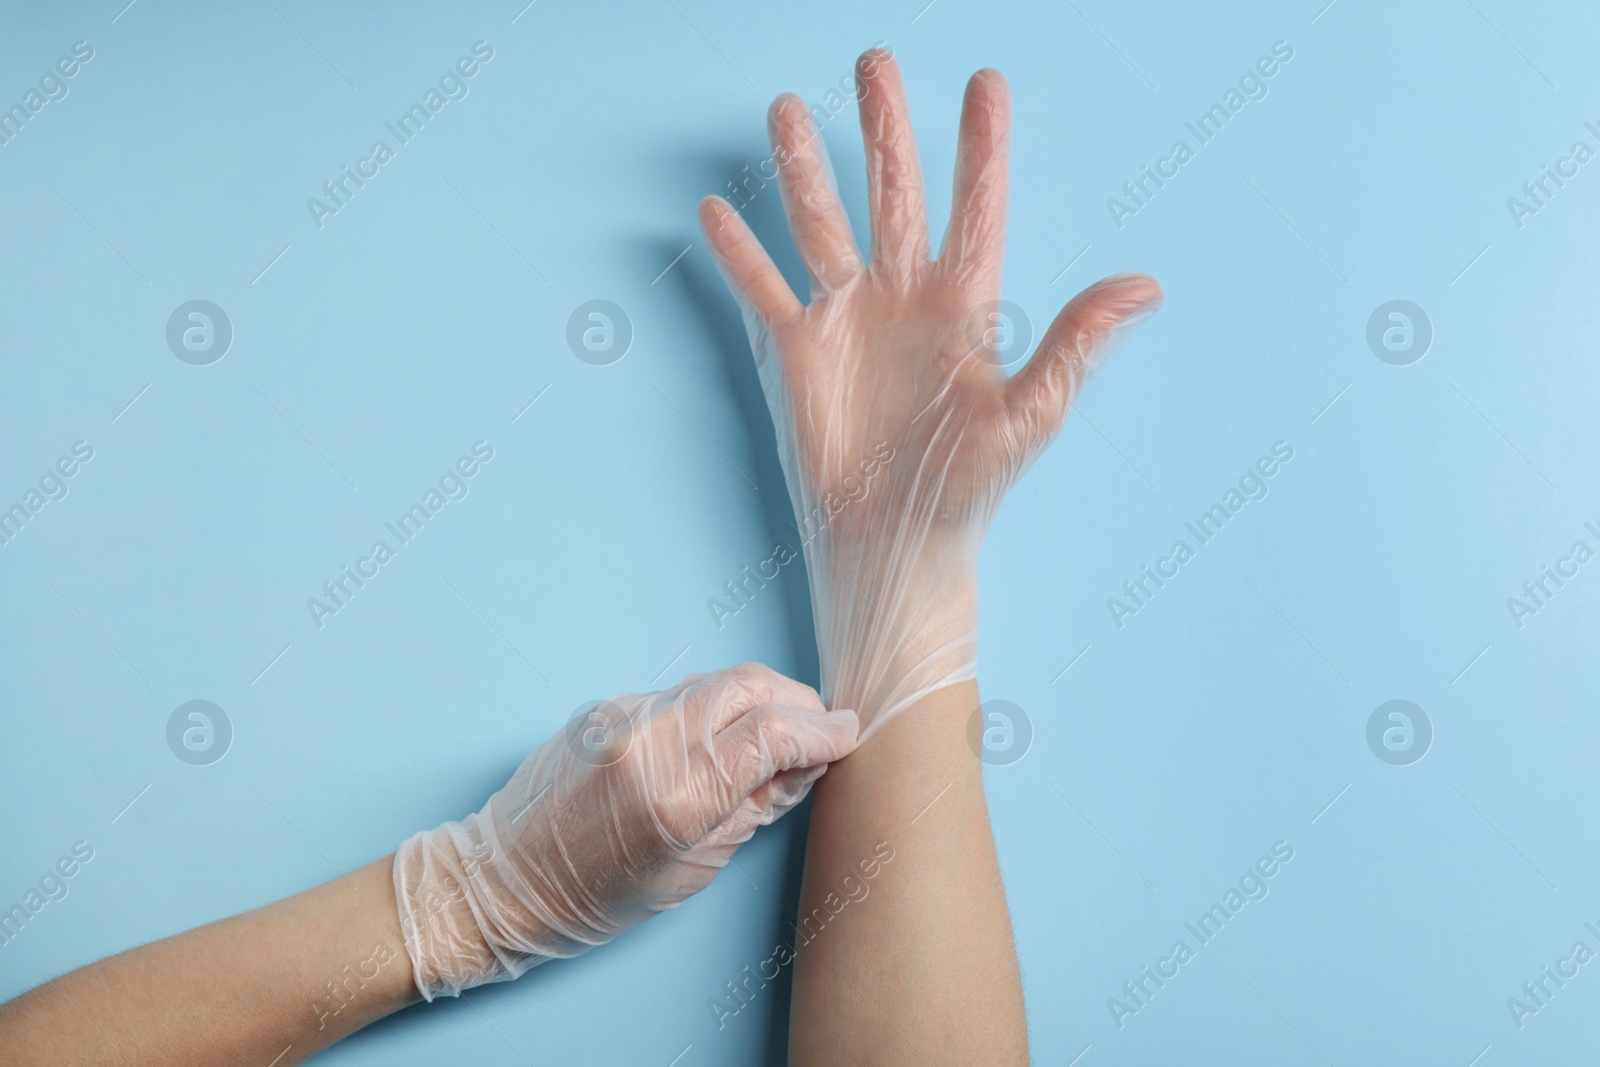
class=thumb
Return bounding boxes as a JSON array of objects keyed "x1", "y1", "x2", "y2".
[
  {"x1": 1003, "y1": 272, "x2": 1162, "y2": 450},
  {"x1": 715, "y1": 704, "x2": 858, "y2": 803}
]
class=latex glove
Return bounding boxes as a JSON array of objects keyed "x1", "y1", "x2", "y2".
[
  {"x1": 699, "y1": 51, "x2": 1162, "y2": 738},
  {"x1": 393, "y1": 664, "x2": 858, "y2": 1000}
]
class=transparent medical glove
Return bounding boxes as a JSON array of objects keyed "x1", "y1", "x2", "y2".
[
  {"x1": 394, "y1": 664, "x2": 858, "y2": 1000},
  {"x1": 700, "y1": 51, "x2": 1163, "y2": 737}
]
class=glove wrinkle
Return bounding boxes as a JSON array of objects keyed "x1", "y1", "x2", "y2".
[{"x1": 394, "y1": 666, "x2": 857, "y2": 1000}]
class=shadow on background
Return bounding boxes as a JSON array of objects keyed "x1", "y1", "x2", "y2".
[
  {"x1": 635, "y1": 149, "x2": 824, "y2": 694},
  {"x1": 636, "y1": 151, "x2": 839, "y2": 1066}
]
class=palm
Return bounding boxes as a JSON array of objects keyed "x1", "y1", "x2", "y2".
[
  {"x1": 698, "y1": 50, "x2": 1161, "y2": 733},
  {"x1": 702, "y1": 52, "x2": 1161, "y2": 535},
  {"x1": 779, "y1": 274, "x2": 1010, "y2": 524}
]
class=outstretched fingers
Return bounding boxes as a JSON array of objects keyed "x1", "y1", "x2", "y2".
[
  {"x1": 770, "y1": 93, "x2": 862, "y2": 292},
  {"x1": 941, "y1": 68, "x2": 1011, "y2": 286},
  {"x1": 1003, "y1": 273, "x2": 1163, "y2": 449},
  {"x1": 699, "y1": 195, "x2": 802, "y2": 325},
  {"x1": 855, "y1": 49, "x2": 929, "y2": 279}
]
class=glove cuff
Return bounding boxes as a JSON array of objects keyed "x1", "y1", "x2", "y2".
[{"x1": 393, "y1": 823, "x2": 547, "y2": 1001}]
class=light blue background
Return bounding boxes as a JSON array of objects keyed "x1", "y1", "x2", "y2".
[{"x1": 3, "y1": 0, "x2": 1598, "y2": 1063}]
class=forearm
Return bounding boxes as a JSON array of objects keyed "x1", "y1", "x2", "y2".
[
  {"x1": 0, "y1": 855, "x2": 418, "y2": 1066},
  {"x1": 0, "y1": 666, "x2": 853, "y2": 1064},
  {"x1": 789, "y1": 680, "x2": 1027, "y2": 1066}
]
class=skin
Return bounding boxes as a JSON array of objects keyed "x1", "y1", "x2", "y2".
[
  {"x1": 2, "y1": 49, "x2": 1160, "y2": 1066},
  {"x1": 0, "y1": 668, "x2": 856, "y2": 1064},
  {"x1": 698, "y1": 50, "x2": 1160, "y2": 1064},
  {"x1": 0, "y1": 856, "x2": 417, "y2": 1066},
  {"x1": 790, "y1": 681, "x2": 1027, "y2": 1066}
]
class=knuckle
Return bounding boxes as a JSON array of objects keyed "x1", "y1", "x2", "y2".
[
  {"x1": 790, "y1": 679, "x2": 825, "y2": 709},
  {"x1": 720, "y1": 662, "x2": 778, "y2": 705},
  {"x1": 717, "y1": 712, "x2": 777, "y2": 778},
  {"x1": 726, "y1": 661, "x2": 771, "y2": 683},
  {"x1": 746, "y1": 706, "x2": 787, "y2": 752}
]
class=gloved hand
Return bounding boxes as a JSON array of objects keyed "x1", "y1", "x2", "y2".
[
  {"x1": 699, "y1": 51, "x2": 1162, "y2": 738},
  {"x1": 393, "y1": 664, "x2": 858, "y2": 1000}
]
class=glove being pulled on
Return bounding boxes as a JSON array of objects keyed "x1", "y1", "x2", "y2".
[
  {"x1": 700, "y1": 51, "x2": 1162, "y2": 738},
  {"x1": 394, "y1": 664, "x2": 858, "y2": 1000}
]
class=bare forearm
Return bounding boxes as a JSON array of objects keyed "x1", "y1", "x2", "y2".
[
  {"x1": 0, "y1": 855, "x2": 418, "y2": 1066},
  {"x1": 789, "y1": 680, "x2": 1027, "y2": 1066}
]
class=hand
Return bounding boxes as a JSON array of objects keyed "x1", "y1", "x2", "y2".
[
  {"x1": 699, "y1": 50, "x2": 1162, "y2": 736},
  {"x1": 393, "y1": 664, "x2": 858, "y2": 1000}
]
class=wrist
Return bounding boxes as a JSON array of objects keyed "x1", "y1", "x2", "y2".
[
  {"x1": 815, "y1": 560, "x2": 979, "y2": 735},
  {"x1": 393, "y1": 824, "x2": 515, "y2": 1001}
]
